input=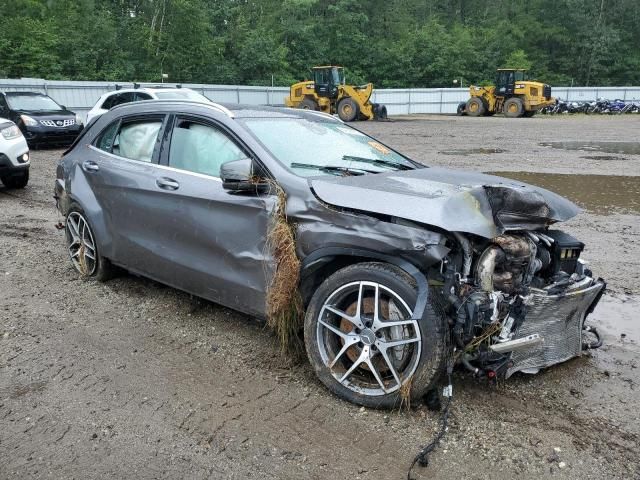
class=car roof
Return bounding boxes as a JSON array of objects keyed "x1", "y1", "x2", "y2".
[
  {"x1": 105, "y1": 87, "x2": 192, "y2": 95},
  {"x1": 108, "y1": 99, "x2": 341, "y2": 123}
]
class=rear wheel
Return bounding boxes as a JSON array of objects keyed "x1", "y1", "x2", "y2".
[
  {"x1": 337, "y1": 97, "x2": 359, "y2": 122},
  {"x1": 299, "y1": 97, "x2": 318, "y2": 110},
  {"x1": 504, "y1": 97, "x2": 525, "y2": 118},
  {"x1": 1, "y1": 170, "x2": 29, "y2": 189},
  {"x1": 465, "y1": 97, "x2": 486, "y2": 117},
  {"x1": 304, "y1": 262, "x2": 445, "y2": 409},
  {"x1": 65, "y1": 205, "x2": 115, "y2": 281}
]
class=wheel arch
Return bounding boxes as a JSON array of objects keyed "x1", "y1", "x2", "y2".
[{"x1": 299, "y1": 247, "x2": 429, "y2": 319}]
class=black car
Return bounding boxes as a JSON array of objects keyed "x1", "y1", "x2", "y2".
[{"x1": 0, "y1": 92, "x2": 83, "y2": 148}]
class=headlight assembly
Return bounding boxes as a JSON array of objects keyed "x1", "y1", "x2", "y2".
[
  {"x1": 1, "y1": 124, "x2": 23, "y2": 140},
  {"x1": 20, "y1": 115, "x2": 38, "y2": 127}
]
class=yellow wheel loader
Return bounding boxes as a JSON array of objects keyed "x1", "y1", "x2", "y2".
[
  {"x1": 459, "y1": 69, "x2": 555, "y2": 118},
  {"x1": 285, "y1": 66, "x2": 387, "y2": 122}
]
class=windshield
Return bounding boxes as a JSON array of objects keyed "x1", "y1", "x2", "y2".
[
  {"x1": 333, "y1": 68, "x2": 345, "y2": 85},
  {"x1": 514, "y1": 71, "x2": 527, "y2": 81},
  {"x1": 6, "y1": 94, "x2": 63, "y2": 111},
  {"x1": 241, "y1": 117, "x2": 419, "y2": 177},
  {"x1": 154, "y1": 90, "x2": 210, "y2": 102}
]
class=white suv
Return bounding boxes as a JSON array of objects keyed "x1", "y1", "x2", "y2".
[
  {"x1": 85, "y1": 87, "x2": 211, "y2": 124},
  {"x1": 0, "y1": 118, "x2": 30, "y2": 189}
]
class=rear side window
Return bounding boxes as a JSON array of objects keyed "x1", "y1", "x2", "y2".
[
  {"x1": 101, "y1": 94, "x2": 118, "y2": 110},
  {"x1": 168, "y1": 119, "x2": 246, "y2": 177},
  {"x1": 95, "y1": 117, "x2": 163, "y2": 162},
  {"x1": 95, "y1": 121, "x2": 119, "y2": 151},
  {"x1": 135, "y1": 93, "x2": 152, "y2": 101},
  {"x1": 101, "y1": 92, "x2": 136, "y2": 110}
]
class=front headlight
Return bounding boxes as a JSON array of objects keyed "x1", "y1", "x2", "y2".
[
  {"x1": 75, "y1": 113, "x2": 83, "y2": 126},
  {"x1": 1, "y1": 124, "x2": 23, "y2": 140},
  {"x1": 20, "y1": 115, "x2": 38, "y2": 127}
]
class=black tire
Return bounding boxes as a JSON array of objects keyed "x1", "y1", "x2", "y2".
[
  {"x1": 299, "y1": 97, "x2": 318, "y2": 110},
  {"x1": 465, "y1": 97, "x2": 486, "y2": 117},
  {"x1": 304, "y1": 262, "x2": 446, "y2": 409},
  {"x1": 504, "y1": 97, "x2": 525, "y2": 118},
  {"x1": 337, "y1": 97, "x2": 359, "y2": 122},
  {"x1": 1, "y1": 169, "x2": 29, "y2": 189},
  {"x1": 65, "y1": 204, "x2": 116, "y2": 282}
]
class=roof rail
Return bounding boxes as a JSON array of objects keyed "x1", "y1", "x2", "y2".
[
  {"x1": 209, "y1": 102, "x2": 234, "y2": 118},
  {"x1": 108, "y1": 99, "x2": 234, "y2": 118}
]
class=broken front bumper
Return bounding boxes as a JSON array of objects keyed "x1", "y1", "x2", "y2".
[{"x1": 506, "y1": 277, "x2": 606, "y2": 378}]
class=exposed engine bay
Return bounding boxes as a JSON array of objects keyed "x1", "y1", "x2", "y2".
[{"x1": 433, "y1": 229, "x2": 606, "y2": 380}]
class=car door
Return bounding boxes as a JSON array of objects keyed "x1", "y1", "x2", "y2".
[
  {"x1": 147, "y1": 113, "x2": 277, "y2": 317},
  {"x1": 85, "y1": 113, "x2": 172, "y2": 273}
]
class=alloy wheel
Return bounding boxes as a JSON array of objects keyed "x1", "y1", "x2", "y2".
[
  {"x1": 316, "y1": 281, "x2": 421, "y2": 396},
  {"x1": 65, "y1": 212, "x2": 97, "y2": 276}
]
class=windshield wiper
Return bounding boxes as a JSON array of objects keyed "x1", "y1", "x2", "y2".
[
  {"x1": 341, "y1": 155, "x2": 415, "y2": 170},
  {"x1": 290, "y1": 162, "x2": 378, "y2": 176}
]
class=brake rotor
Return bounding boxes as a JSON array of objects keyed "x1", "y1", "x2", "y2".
[{"x1": 338, "y1": 296, "x2": 407, "y2": 372}]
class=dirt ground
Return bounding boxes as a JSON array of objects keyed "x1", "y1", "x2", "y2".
[{"x1": 1, "y1": 115, "x2": 639, "y2": 480}]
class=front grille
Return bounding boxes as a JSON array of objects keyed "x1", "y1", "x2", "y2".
[
  {"x1": 40, "y1": 119, "x2": 75, "y2": 128},
  {"x1": 506, "y1": 279, "x2": 604, "y2": 378},
  {"x1": 543, "y1": 85, "x2": 551, "y2": 99}
]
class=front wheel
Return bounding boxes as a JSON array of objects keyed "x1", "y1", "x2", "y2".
[
  {"x1": 337, "y1": 97, "x2": 359, "y2": 122},
  {"x1": 465, "y1": 97, "x2": 486, "y2": 117},
  {"x1": 304, "y1": 262, "x2": 445, "y2": 409}
]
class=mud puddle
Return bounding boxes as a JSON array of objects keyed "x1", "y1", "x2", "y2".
[
  {"x1": 589, "y1": 295, "x2": 640, "y2": 345},
  {"x1": 440, "y1": 147, "x2": 506, "y2": 155},
  {"x1": 540, "y1": 141, "x2": 640, "y2": 155},
  {"x1": 486, "y1": 171, "x2": 640, "y2": 215}
]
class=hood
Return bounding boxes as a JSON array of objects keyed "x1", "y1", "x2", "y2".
[
  {"x1": 14, "y1": 109, "x2": 76, "y2": 119},
  {"x1": 310, "y1": 167, "x2": 580, "y2": 238}
]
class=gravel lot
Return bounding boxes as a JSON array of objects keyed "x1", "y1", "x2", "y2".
[{"x1": 1, "y1": 114, "x2": 639, "y2": 479}]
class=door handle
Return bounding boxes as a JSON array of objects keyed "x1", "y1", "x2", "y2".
[
  {"x1": 82, "y1": 160, "x2": 99, "y2": 173},
  {"x1": 156, "y1": 177, "x2": 180, "y2": 191}
]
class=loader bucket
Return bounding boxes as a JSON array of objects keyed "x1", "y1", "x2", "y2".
[{"x1": 372, "y1": 103, "x2": 388, "y2": 120}]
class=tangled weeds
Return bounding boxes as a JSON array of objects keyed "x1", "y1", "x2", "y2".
[
  {"x1": 399, "y1": 376, "x2": 413, "y2": 410},
  {"x1": 264, "y1": 182, "x2": 304, "y2": 358}
]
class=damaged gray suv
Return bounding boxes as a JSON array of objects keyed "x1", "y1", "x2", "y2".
[{"x1": 54, "y1": 100, "x2": 605, "y2": 408}]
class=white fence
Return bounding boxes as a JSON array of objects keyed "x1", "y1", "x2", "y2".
[{"x1": 2, "y1": 78, "x2": 639, "y2": 120}]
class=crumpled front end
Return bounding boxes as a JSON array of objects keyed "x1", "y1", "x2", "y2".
[
  {"x1": 434, "y1": 229, "x2": 605, "y2": 379},
  {"x1": 506, "y1": 276, "x2": 605, "y2": 377}
]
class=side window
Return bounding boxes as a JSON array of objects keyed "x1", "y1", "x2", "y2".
[
  {"x1": 95, "y1": 120, "x2": 120, "y2": 152},
  {"x1": 168, "y1": 119, "x2": 246, "y2": 177},
  {"x1": 135, "y1": 92, "x2": 152, "y2": 101},
  {"x1": 118, "y1": 92, "x2": 135, "y2": 105},
  {"x1": 95, "y1": 117, "x2": 163, "y2": 162},
  {"x1": 101, "y1": 93, "x2": 119, "y2": 110}
]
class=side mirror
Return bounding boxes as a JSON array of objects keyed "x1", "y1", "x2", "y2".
[{"x1": 221, "y1": 158, "x2": 269, "y2": 192}]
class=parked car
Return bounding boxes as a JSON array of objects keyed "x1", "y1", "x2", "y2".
[
  {"x1": 0, "y1": 92, "x2": 83, "y2": 148},
  {"x1": 0, "y1": 117, "x2": 30, "y2": 188},
  {"x1": 54, "y1": 100, "x2": 605, "y2": 408},
  {"x1": 85, "y1": 87, "x2": 211, "y2": 124}
]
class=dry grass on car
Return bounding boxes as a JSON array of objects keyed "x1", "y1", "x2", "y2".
[{"x1": 264, "y1": 182, "x2": 304, "y2": 358}]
